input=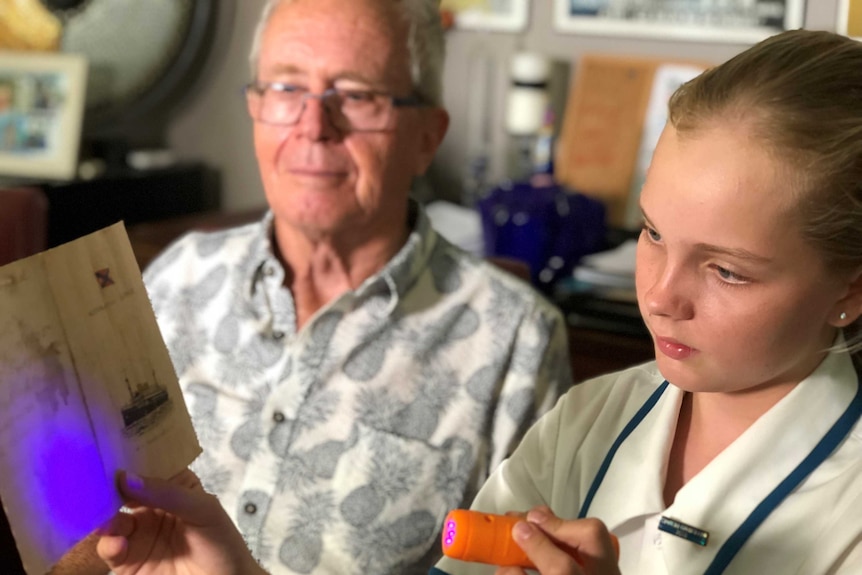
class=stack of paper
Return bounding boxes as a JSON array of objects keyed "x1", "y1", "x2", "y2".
[{"x1": 572, "y1": 239, "x2": 637, "y2": 301}]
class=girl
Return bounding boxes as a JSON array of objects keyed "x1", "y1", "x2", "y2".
[{"x1": 433, "y1": 28, "x2": 862, "y2": 575}]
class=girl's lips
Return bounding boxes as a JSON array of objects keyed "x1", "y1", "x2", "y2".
[{"x1": 655, "y1": 337, "x2": 695, "y2": 360}]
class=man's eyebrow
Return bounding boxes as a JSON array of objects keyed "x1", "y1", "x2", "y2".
[
  {"x1": 332, "y1": 72, "x2": 392, "y2": 90},
  {"x1": 260, "y1": 66, "x2": 385, "y2": 89},
  {"x1": 263, "y1": 63, "x2": 304, "y2": 76},
  {"x1": 641, "y1": 206, "x2": 772, "y2": 264}
]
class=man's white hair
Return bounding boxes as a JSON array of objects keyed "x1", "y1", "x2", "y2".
[{"x1": 248, "y1": 0, "x2": 445, "y2": 107}]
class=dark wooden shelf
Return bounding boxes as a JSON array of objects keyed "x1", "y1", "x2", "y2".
[{"x1": 567, "y1": 324, "x2": 654, "y2": 383}]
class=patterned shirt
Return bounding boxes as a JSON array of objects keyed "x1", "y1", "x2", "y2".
[{"x1": 143, "y1": 204, "x2": 572, "y2": 574}]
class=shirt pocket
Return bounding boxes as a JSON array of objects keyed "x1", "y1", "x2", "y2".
[{"x1": 324, "y1": 422, "x2": 476, "y2": 574}]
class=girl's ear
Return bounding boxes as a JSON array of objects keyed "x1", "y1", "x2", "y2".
[{"x1": 831, "y1": 268, "x2": 862, "y2": 327}]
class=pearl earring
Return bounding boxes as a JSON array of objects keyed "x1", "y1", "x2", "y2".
[{"x1": 840, "y1": 312, "x2": 848, "y2": 321}]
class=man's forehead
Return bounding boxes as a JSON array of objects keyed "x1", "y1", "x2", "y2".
[
  {"x1": 258, "y1": 2, "x2": 412, "y2": 86},
  {"x1": 267, "y1": 0, "x2": 409, "y2": 37}
]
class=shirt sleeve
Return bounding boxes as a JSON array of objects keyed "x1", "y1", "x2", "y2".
[
  {"x1": 834, "y1": 541, "x2": 862, "y2": 574},
  {"x1": 486, "y1": 301, "x2": 572, "y2": 475}
]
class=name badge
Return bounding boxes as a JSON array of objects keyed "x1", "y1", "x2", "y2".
[{"x1": 658, "y1": 516, "x2": 709, "y2": 546}]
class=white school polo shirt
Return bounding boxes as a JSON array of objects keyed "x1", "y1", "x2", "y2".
[{"x1": 434, "y1": 350, "x2": 862, "y2": 574}]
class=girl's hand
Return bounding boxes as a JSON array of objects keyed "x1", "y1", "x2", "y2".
[{"x1": 495, "y1": 506, "x2": 621, "y2": 575}]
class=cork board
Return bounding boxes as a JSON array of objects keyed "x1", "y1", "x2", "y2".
[{"x1": 555, "y1": 54, "x2": 707, "y2": 226}]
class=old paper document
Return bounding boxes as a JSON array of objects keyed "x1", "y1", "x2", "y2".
[{"x1": 0, "y1": 222, "x2": 201, "y2": 575}]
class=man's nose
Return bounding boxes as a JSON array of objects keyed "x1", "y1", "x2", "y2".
[{"x1": 295, "y1": 94, "x2": 339, "y2": 140}]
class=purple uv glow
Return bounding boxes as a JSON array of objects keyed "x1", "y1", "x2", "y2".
[{"x1": 1, "y1": 370, "x2": 121, "y2": 570}]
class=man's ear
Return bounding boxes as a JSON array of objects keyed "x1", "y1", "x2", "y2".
[
  {"x1": 414, "y1": 107, "x2": 449, "y2": 176},
  {"x1": 831, "y1": 267, "x2": 862, "y2": 327}
]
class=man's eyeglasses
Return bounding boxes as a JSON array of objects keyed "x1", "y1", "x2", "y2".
[{"x1": 244, "y1": 82, "x2": 425, "y2": 132}]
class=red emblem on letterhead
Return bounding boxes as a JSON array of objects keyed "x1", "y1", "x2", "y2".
[{"x1": 95, "y1": 268, "x2": 115, "y2": 288}]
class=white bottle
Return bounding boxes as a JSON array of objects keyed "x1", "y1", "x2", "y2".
[{"x1": 505, "y1": 52, "x2": 552, "y2": 181}]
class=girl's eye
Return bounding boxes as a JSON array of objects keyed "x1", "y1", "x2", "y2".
[
  {"x1": 715, "y1": 265, "x2": 749, "y2": 284},
  {"x1": 641, "y1": 224, "x2": 661, "y2": 242}
]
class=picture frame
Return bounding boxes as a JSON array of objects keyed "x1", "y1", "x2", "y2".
[
  {"x1": 837, "y1": 0, "x2": 862, "y2": 39},
  {"x1": 0, "y1": 51, "x2": 88, "y2": 181},
  {"x1": 441, "y1": 0, "x2": 530, "y2": 32},
  {"x1": 553, "y1": 0, "x2": 805, "y2": 43}
]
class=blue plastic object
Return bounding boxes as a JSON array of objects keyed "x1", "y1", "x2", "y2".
[{"x1": 477, "y1": 180, "x2": 606, "y2": 292}]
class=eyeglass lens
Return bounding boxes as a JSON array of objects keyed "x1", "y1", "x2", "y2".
[{"x1": 248, "y1": 87, "x2": 395, "y2": 131}]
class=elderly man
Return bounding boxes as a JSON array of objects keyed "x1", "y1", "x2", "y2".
[{"x1": 52, "y1": 0, "x2": 571, "y2": 573}]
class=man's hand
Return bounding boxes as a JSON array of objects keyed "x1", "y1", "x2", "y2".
[
  {"x1": 49, "y1": 532, "x2": 109, "y2": 575},
  {"x1": 495, "y1": 506, "x2": 621, "y2": 575},
  {"x1": 96, "y1": 469, "x2": 268, "y2": 575}
]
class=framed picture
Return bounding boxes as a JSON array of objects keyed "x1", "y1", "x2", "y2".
[
  {"x1": 0, "y1": 51, "x2": 88, "y2": 181},
  {"x1": 441, "y1": 0, "x2": 530, "y2": 32},
  {"x1": 837, "y1": 0, "x2": 862, "y2": 39},
  {"x1": 553, "y1": 0, "x2": 805, "y2": 43}
]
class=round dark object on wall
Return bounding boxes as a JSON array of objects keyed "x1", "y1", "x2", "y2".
[{"x1": 37, "y1": 0, "x2": 221, "y2": 143}]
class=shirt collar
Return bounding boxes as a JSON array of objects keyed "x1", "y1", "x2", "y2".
[
  {"x1": 245, "y1": 210, "x2": 279, "y2": 299},
  {"x1": 244, "y1": 200, "x2": 439, "y2": 316}
]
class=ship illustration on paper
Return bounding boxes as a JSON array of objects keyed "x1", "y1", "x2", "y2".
[{"x1": 121, "y1": 368, "x2": 173, "y2": 436}]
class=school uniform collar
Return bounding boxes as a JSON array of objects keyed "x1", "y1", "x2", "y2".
[{"x1": 591, "y1": 349, "x2": 858, "y2": 572}]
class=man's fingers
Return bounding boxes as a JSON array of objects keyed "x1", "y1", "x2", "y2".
[
  {"x1": 97, "y1": 512, "x2": 135, "y2": 538},
  {"x1": 117, "y1": 470, "x2": 219, "y2": 526},
  {"x1": 95, "y1": 516, "x2": 133, "y2": 567},
  {"x1": 96, "y1": 535, "x2": 129, "y2": 565}
]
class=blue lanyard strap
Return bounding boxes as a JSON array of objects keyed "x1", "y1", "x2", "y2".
[
  {"x1": 704, "y1": 375, "x2": 862, "y2": 574},
  {"x1": 578, "y1": 380, "x2": 670, "y2": 519}
]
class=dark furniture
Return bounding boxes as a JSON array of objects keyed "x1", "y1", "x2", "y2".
[
  {"x1": 566, "y1": 325, "x2": 653, "y2": 382},
  {"x1": 43, "y1": 163, "x2": 220, "y2": 248},
  {"x1": 0, "y1": 187, "x2": 48, "y2": 266}
]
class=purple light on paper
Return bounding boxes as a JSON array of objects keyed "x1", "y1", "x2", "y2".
[
  {"x1": 39, "y1": 427, "x2": 117, "y2": 534},
  {"x1": 1, "y1": 367, "x2": 120, "y2": 569}
]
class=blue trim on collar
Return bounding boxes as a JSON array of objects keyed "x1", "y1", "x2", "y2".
[
  {"x1": 578, "y1": 380, "x2": 670, "y2": 519},
  {"x1": 704, "y1": 374, "x2": 862, "y2": 574}
]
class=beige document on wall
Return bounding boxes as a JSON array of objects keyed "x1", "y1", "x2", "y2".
[
  {"x1": 0, "y1": 222, "x2": 201, "y2": 575},
  {"x1": 555, "y1": 54, "x2": 709, "y2": 228}
]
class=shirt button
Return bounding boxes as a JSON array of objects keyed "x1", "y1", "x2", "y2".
[
  {"x1": 273, "y1": 411, "x2": 286, "y2": 423},
  {"x1": 654, "y1": 534, "x2": 663, "y2": 548},
  {"x1": 272, "y1": 330, "x2": 285, "y2": 340},
  {"x1": 264, "y1": 266, "x2": 275, "y2": 277},
  {"x1": 244, "y1": 503, "x2": 257, "y2": 515}
]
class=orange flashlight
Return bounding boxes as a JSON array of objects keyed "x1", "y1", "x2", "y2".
[{"x1": 441, "y1": 509, "x2": 619, "y2": 569}]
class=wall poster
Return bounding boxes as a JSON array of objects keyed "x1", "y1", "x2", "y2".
[
  {"x1": 554, "y1": 0, "x2": 805, "y2": 43},
  {"x1": 837, "y1": 0, "x2": 862, "y2": 39},
  {"x1": 441, "y1": 0, "x2": 531, "y2": 32}
]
